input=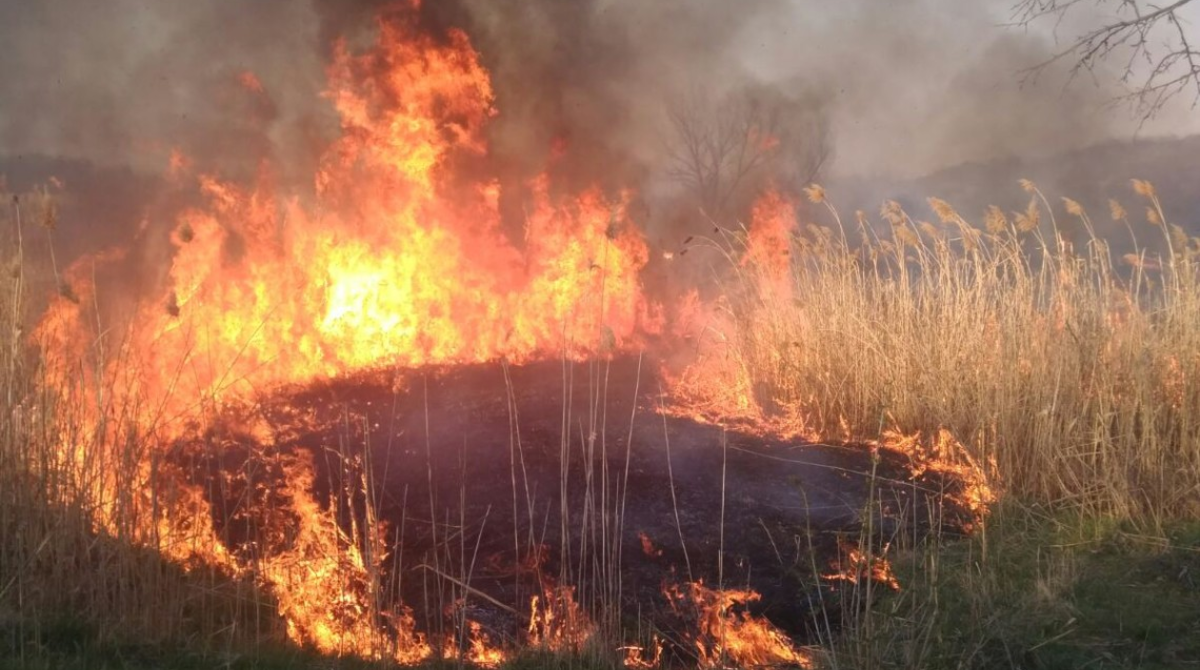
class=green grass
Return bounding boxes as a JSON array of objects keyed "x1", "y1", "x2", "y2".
[
  {"x1": 0, "y1": 620, "x2": 326, "y2": 670},
  {"x1": 0, "y1": 619, "x2": 629, "y2": 670},
  {"x1": 837, "y1": 502, "x2": 1200, "y2": 669}
]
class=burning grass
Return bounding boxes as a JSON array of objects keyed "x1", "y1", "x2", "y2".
[
  {"x1": 676, "y1": 179, "x2": 1200, "y2": 524},
  {"x1": 663, "y1": 582, "x2": 818, "y2": 668},
  {"x1": 9, "y1": 177, "x2": 1198, "y2": 669},
  {"x1": 3, "y1": 3, "x2": 1200, "y2": 667}
]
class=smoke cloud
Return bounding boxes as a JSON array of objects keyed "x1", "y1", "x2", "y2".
[
  {"x1": 1, "y1": 0, "x2": 1196, "y2": 208},
  {"x1": 0, "y1": 0, "x2": 328, "y2": 183}
]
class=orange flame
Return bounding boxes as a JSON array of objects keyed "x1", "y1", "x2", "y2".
[
  {"x1": 664, "y1": 189, "x2": 809, "y2": 432},
  {"x1": 621, "y1": 636, "x2": 664, "y2": 669},
  {"x1": 37, "y1": 7, "x2": 655, "y2": 434},
  {"x1": 527, "y1": 585, "x2": 595, "y2": 652},
  {"x1": 878, "y1": 428, "x2": 997, "y2": 529},
  {"x1": 32, "y1": 6, "x2": 647, "y2": 663},
  {"x1": 665, "y1": 581, "x2": 815, "y2": 669},
  {"x1": 821, "y1": 538, "x2": 901, "y2": 591},
  {"x1": 461, "y1": 621, "x2": 506, "y2": 668},
  {"x1": 741, "y1": 188, "x2": 796, "y2": 302}
]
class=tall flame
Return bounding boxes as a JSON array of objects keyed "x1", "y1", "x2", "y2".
[
  {"x1": 32, "y1": 6, "x2": 653, "y2": 660},
  {"x1": 38, "y1": 7, "x2": 655, "y2": 428}
]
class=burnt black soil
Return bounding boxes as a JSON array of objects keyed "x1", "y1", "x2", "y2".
[{"x1": 174, "y1": 355, "x2": 976, "y2": 654}]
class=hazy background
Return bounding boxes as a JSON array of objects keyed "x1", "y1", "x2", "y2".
[
  {"x1": 1, "y1": 0, "x2": 1197, "y2": 260},
  {"x1": 4, "y1": 0, "x2": 1198, "y2": 176}
]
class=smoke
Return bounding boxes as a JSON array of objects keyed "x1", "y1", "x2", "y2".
[
  {"x1": 415, "y1": 0, "x2": 790, "y2": 185},
  {"x1": 0, "y1": 0, "x2": 329, "y2": 182},
  {"x1": 328, "y1": 0, "x2": 1195, "y2": 183},
  {"x1": 1, "y1": 0, "x2": 1196, "y2": 212}
]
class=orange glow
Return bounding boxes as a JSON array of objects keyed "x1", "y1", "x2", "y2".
[
  {"x1": 38, "y1": 8, "x2": 655, "y2": 436},
  {"x1": 33, "y1": 6, "x2": 649, "y2": 662},
  {"x1": 665, "y1": 582, "x2": 816, "y2": 669},
  {"x1": 621, "y1": 637, "x2": 663, "y2": 669},
  {"x1": 639, "y1": 531, "x2": 664, "y2": 558},
  {"x1": 527, "y1": 585, "x2": 595, "y2": 652},
  {"x1": 664, "y1": 190, "x2": 810, "y2": 433},
  {"x1": 259, "y1": 451, "x2": 429, "y2": 660},
  {"x1": 821, "y1": 538, "x2": 901, "y2": 591},
  {"x1": 879, "y1": 428, "x2": 997, "y2": 529},
  {"x1": 237, "y1": 70, "x2": 266, "y2": 94},
  {"x1": 25, "y1": 1, "x2": 996, "y2": 662},
  {"x1": 741, "y1": 188, "x2": 795, "y2": 302},
  {"x1": 462, "y1": 621, "x2": 506, "y2": 668}
]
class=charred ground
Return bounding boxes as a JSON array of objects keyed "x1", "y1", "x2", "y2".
[{"x1": 173, "y1": 355, "x2": 978, "y2": 656}]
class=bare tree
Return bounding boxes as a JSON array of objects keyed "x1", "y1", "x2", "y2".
[
  {"x1": 665, "y1": 86, "x2": 831, "y2": 219},
  {"x1": 1014, "y1": 0, "x2": 1200, "y2": 117}
]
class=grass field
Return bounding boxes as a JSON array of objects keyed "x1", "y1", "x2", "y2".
[{"x1": 2, "y1": 179, "x2": 1199, "y2": 668}]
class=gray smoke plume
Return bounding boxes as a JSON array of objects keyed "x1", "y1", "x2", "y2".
[{"x1": 1, "y1": 0, "x2": 1195, "y2": 220}]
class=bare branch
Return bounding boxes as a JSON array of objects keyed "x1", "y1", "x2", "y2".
[
  {"x1": 1012, "y1": 0, "x2": 1200, "y2": 117},
  {"x1": 664, "y1": 86, "x2": 832, "y2": 218}
]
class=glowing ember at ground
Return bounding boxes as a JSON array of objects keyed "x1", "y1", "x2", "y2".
[
  {"x1": 821, "y1": 538, "x2": 901, "y2": 592},
  {"x1": 527, "y1": 586, "x2": 595, "y2": 652},
  {"x1": 621, "y1": 637, "x2": 664, "y2": 669},
  {"x1": 665, "y1": 581, "x2": 817, "y2": 668},
  {"x1": 163, "y1": 358, "x2": 982, "y2": 664}
]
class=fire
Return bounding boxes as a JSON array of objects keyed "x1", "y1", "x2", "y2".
[
  {"x1": 878, "y1": 428, "x2": 997, "y2": 529},
  {"x1": 253, "y1": 451, "x2": 429, "y2": 661},
  {"x1": 621, "y1": 637, "x2": 664, "y2": 669},
  {"x1": 741, "y1": 188, "x2": 796, "y2": 302},
  {"x1": 462, "y1": 621, "x2": 506, "y2": 668},
  {"x1": 20, "y1": 1, "x2": 999, "y2": 664},
  {"x1": 31, "y1": 4, "x2": 648, "y2": 663},
  {"x1": 665, "y1": 581, "x2": 816, "y2": 668},
  {"x1": 639, "y1": 531, "x2": 664, "y2": 558},
  {"x1": 37, "y1": 6, "x2": 655, "y2": 432},
  {"x1": 664, "y1": 189, "x2": 812, "y2": 433},
  {"x1": 527, "y1": 585, "x2": 595, "y2": 652},
  {"x1": 821, "y1": 538, "x2": 901, "y2": 591}
]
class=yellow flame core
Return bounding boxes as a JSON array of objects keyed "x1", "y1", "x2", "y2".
[
  {"x1": 38, "y1": 10, "x2": 655, "y2": 430},
  {"x1": 33, "y1": 8, "x2": 651, "y2": 661}
]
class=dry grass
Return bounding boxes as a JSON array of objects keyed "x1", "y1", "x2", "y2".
[
  {"x1": 0, "y1": 188, "x2": 281, "y2": 660},
  {"x1": 4, "y1": 176, "x2": 1200, "y2": 667},
  {"x1": 712, "y1": 179, "x2": 1200, "y2": 525},
  {"x1": 0, "y1": 184, "x2": 640, "y2": 665},
  {"x1": 696, "y1": 180, "x2": 1200, "y2": 669}
]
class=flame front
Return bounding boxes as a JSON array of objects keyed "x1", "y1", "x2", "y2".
[
  {"x1": 24, "y1": 4, "x2": 995, "y2": 663},
  {"x1": 33, "y1": 6, "x2": 653, "y2": 661},
  {"x1": 665, "y1": 582, "x2": 816, "y2": 669},
  {"x1": 40, "y1": 7, "x2": 654, "y2": 425}
]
